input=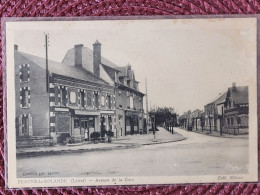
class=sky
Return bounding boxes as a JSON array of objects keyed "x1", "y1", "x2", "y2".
[{"x1": 7, "y1": 17, "x2": 257, "y2": 115}]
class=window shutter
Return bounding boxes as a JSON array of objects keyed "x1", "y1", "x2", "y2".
[
  {"x1": 28, "y1": 116, "x2": 33, "y2": 136},
  {"x1": 18, "y1": 116, "x2": 22, "y2": 136}
]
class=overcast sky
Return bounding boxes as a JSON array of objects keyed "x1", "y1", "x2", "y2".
[{"x1": 7, "y1": 18, "x2": 257, "y2": 114}]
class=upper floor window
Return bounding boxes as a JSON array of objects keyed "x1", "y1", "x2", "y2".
[
  {"x1": 21, "y1": 87, "x2": 30, "y2": 108},
  {"x1": 87, "y1": 92, "x2": 92, "y2": 106},
  {"x1": 107, "y1": 95, "x2": 111, "y2": 109},
  {"x1": 127, "y1": 80, "x2": 130, "y2": 87},
  {"x1": 80, "y1": 91, "x2": 85, "y2": 108},
  {"x1": 61, "y1": 87, "x2": 67, "y2": 106},
  {"x1": 20, "y1": 64, "x2": 30, "y2": 83},
  {"x1": 94, "y1": 92, "x2": 99, "y2": 108},
  {"x1": 101, "y1": 96, "x2": 105, "y2": 107},
  {"x1": 130, "y1": 96, "x2": 133, "y2": 109}
]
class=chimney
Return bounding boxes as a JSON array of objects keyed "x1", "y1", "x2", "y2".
[
  {"x1": 232, "y1": 82, "x2": 236, "y2": 91},
  {"x1": 14, "y1": 44, "x2": 18, "y2": 51},
  {"x1": 74, "y1": 44, "x2": 83, "y2": 68},
  {"x1": 93, "y1": 40, "x2": 101, "y2": 77}
]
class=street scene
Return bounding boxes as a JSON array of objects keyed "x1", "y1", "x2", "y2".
[
  {"x1": 17, "y1": 127, "x2": 248, "y2": 177},
  {"x1": 6, "y1": 18, "x2": 257, "y2": 187}
]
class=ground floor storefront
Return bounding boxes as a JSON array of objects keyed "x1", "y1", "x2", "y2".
[{"x1": 51, "y1": 108, "x2": 116, "y2": 144}]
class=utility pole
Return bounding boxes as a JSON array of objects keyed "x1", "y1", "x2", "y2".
[{"x1": 145, "y1": 78, "x2": 148, "y2": 115}]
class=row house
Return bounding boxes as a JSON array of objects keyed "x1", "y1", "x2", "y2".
[
  {"x1": 181, "y1": 83, "x2": 248, "y2": 135},
  {"x1": 62, "y1": 41, "x2": 145, "y2": 137},
  {"x1": 203, "y1": 83, "x2": 248, "y2": 134},
  {"x1": 190, "y1": 109, "x2": 203, "y2": 131},
  {"x1": 224, "y1": 83, "x2": 249, "y2": 134}
]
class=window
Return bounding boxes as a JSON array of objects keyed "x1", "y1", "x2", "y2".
[
  {"x1": 231, "y1": 118, "x2": 233, "y2": 126},
  {"x1": 22, "y1": 116, "x2": 29, "y2": 135},
  {"x1": 94, "y1": 93, "x2": 99, "y2": 108},
  {"x1": 21, "y1": 88, "x2": 29, "y2": 107},
  {"x1": 87, "y1": 93, "x2": 92, "y2": 106},
  {"x1": 107, "y1": 95, "x2": 111, "y2": 109},
  {"x1": 108, "y1": 116, "x2": 112, "y2": 131},
  {"x1": 20, "y1": 65, "x2": 29, "y2": 82},
  {"x1": 80, "y1": 91, "x2": 85, "y2": 107},
  {"x1": 130, "y1": 96, "x2": 133, "y2": 109},
  {"x1": 127, "y1": 80, "x2": 130, "y2": 87},
  {"x1": 17, "y1": 115, "x2": 32, "y2": 136},
  {"x1": 101, "y1": 96, "x2": 105, "y2": 106},
  {"x1": 61, "y1": 88, "x2": 67, "y2": 106},
  {"x1": 54, "y1": 86, "x2": 60, "y2": 106}
]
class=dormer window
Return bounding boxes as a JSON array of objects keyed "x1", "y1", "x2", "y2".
[
  {"x1": 20, "y1": 64, "x2": 30, "y2": 82},
  {"x1": 127, "y1": 80, "x2": 130, "y2": 87}
]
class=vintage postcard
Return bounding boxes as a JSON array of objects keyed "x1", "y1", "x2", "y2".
[{"x1": 3, "y1": 16, "x2": 258, "y2": 188}]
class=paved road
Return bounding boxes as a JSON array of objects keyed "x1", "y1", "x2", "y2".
[{"x1": 17, "y1": 127, "x2": 248, "y2": 178}]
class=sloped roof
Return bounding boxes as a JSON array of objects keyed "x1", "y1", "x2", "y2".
[
  {"x1": 214, "y1": 92, "x2": 227, "y2": 105},
  {"x1": 206, "y1": 92, "x2": 227, "y2": 106},
  {"x1": 229, "y1": 86, "x2": 248, "y2": 104},
  {"x1": 62, "y1": 47, "x2": 119, "y2": 71},
  {"x1": 18, "y1": 51, "x2": 109, "y2": 86}
]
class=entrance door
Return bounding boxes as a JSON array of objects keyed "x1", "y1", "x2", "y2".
[
  {"x1": 81, "y1": 120, "x2": 89, "y2": 140},
  {"x1": 130, "y1": 116, "x2": 134, "y2": 135}
]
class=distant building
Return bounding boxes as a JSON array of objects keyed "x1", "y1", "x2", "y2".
[
  {"x1": 224, "y1": 83, "x2": 249, "y2": 134},
  {"x1": 190, "y1": 109, "x2": 202, "y2": 131}
]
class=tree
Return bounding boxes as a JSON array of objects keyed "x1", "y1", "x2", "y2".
[{"x1": 149, "y1": 107, "x2": 177, "y2": 128}]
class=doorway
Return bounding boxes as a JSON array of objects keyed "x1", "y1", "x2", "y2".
[{"x1": 80, "y1": 120, "x2": 89, "y2": 140}]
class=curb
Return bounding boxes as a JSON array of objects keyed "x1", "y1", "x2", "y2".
[
  {"x1": 187, "y1": 129, "x2": 248, "y2": 139},
  {"x1": 17, "y1": 134, "x2": 186, "y2": 158},
  {"x1": 17, "y1": 144, "x2": 141, "y2": 158}
]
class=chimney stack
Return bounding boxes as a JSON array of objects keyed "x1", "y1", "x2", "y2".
[
  {"x1": 74, "y1": 44, "x2": 83, "y2": 68},
  {"x1": 232, "y1": 82, "x2": 236, "y2": 91},
  {"x1": 93, "y1": 40, "x2": 101, "y2": 77},
  {"x1": 14, "y1": 44, "x2": 18, "y2": 51}
]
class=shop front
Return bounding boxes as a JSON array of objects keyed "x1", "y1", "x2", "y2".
[
  {"x1": 72, "y1": 109, "x2": 100, "y2": 142},
  {"x1": 125, "y1": 110, "x2": 140, "y2": 135}
]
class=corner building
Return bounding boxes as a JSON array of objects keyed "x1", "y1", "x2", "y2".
[{"x1": 62, "y1": 41, "x2": 145, "y2": 137}]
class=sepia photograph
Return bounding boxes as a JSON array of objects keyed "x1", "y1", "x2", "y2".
[{"x1": 4, "y1": 16, "x2": 258, "y2": 188}]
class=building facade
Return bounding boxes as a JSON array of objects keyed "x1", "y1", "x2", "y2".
[
  {"x1": 15, "y1": 44, "x2": 116, "y2": 146},
  {"x1": 224, "y1": 83, "x2": 249, "y2": 134},
  {"x1": 62, "y1": 41, "x2": 145, "y2": 138}
]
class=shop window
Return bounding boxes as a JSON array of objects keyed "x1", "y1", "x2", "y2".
[
  {"x1": 21, "y1": 88, "x2": 29, "y2": 108},
  {"x1": 108, "y1": 116, "x2": 112, "y2": 131},
  {"x1": 20, "y1": 66, "x2": 29, "y2": 82},
  {"x1": 80, "y1": 91, "x2": 85, "y2": 107}
]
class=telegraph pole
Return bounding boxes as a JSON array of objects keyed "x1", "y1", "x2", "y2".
[{"x1": 145, "y1": 78, "x2": 148, "y2": 114}]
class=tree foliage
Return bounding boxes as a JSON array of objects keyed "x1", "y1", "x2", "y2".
[{"x1": 149, "y1": 107, "x2": 176, "y2": 127}]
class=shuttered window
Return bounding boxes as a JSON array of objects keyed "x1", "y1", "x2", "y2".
[
  {"x1": 17, "y1": 115, "x2": 32, "y2": 136},
  {"x1": 21, "y1": 88, "x2": 30, "y2": 108}
]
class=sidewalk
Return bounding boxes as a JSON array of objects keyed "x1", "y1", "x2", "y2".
[
  {"x1": 180, "y1": 127, "x2": 248, "y2": 139},
  {"x1": 17, "y1": 127, "x2": 186, "y2": 158}
]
